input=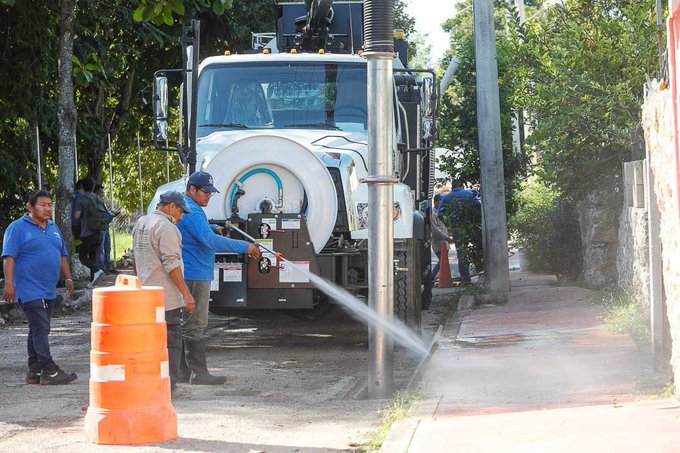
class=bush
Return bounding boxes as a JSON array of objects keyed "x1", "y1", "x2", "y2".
[{"x1": 510, "y1": 182, "x2": 581, "y2": 279}]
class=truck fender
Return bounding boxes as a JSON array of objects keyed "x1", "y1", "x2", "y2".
[{"x1": 412, "y1": 210, "x2": 426, "y2": 240}]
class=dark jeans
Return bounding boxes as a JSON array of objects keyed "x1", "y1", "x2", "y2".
[
  {"x1": 20, "y1": 299, "x2": 55, "y2": 368},
  {"x1": 451, "y1": 229, "x2": 471, "y2": 283},
  {"x1": 166, "y1": 308, "x2": 183, "y2": 386},
  {"x1": 80, "y1": 232, "x2": 102, "y2": 279},
  {"x1": 97, "y1": 229, "x2": 112, "y2": 271}
]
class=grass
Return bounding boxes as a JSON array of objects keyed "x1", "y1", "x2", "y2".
[
  {"x1": 110, "y1": 230, "x2": 132, "y2": 263},
  {"x1": 363, "y1": 387, "x2": 422, "y2": 452},
  {"x1": 592, "y1": 290, "x2": 649, "y2": 343}
]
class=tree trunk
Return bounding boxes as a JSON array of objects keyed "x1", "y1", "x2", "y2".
[{"x1": 56, "y1": 0, "x2": 77, "y2": 254}]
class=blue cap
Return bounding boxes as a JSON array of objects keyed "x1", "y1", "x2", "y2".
[
  {"x1": 159, "y1": 191, "x2": 191, "y2": 213},
  {"x1": 187, "y1": 171, "x2": 219, "y2": 193}
]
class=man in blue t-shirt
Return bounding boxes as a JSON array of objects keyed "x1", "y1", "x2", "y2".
[
  {"x1": 177, "y1": 171, "x2": 260, "y2": 385},
  {"x1": 2, "y1": 190, "x2": 78, "y2": 385},
  {"x1": 438, "y1": 179, "x2": 481, "y2": 285}
]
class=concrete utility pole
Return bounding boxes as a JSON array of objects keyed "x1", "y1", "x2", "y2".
[
  {"x1": 364, "y1": 0, "x2": 396, "y2": 399},
  {"x1": 474, "y1": 0, "x2": 511, "y2": 293}
]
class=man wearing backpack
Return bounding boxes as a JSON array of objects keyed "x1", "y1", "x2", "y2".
[{"x1": 74, "y1": 177, "x2": 108, "y2": 284}]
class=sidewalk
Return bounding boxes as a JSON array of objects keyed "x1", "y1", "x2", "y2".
[{"x1": 383, "y1": 271, "x2": 679, "y2": 453}]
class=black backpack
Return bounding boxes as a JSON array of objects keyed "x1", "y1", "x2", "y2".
[{"x1": 84, "y1": 193, "x2": 111, "y2": 232}]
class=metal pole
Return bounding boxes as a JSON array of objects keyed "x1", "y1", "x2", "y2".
[
  {"x1": 166, "y1": 138, "x2": 171, "y2": 184},
  {"x1": 656, "y1": 0, "x2": 666, "y2": 75},
  {"x1": 107, "y1": 134, "x2": 117, "y2": 268},
  {"x1": 474, "y1": 0, "x2": 511, "y2": 293},
  {"x1": 365, "y1": 54, "x2": 396, "y2": 399},
  {"x1": 74, "y1": 135, "x2": 79, "y2": 181},
  {"x1": 35, "y1": 126, "x2": 42, "y2": 189},
  {"x1": 137, "y1": 131, "x2": 144, "y2": 213}
]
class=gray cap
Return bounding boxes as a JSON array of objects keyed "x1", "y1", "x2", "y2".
[
  {"x1": 187, "y1": 171, "x2": 219, "y2": 193},
  {"x1": 159, "y1": 191, "x2": 191, "y2": 214}
]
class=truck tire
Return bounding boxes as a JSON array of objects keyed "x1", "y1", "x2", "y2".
[{"x1": 394, "y1": 240, "x2": 422, "y2": 330}]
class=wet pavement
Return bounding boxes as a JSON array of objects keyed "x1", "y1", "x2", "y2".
[{"x1": 382, "y1": 271, "x2": 679, "y2": 452}]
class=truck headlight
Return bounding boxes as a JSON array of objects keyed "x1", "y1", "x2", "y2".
[{"x1": 356, "y1": 202, "x2": 401, "y2": 229}]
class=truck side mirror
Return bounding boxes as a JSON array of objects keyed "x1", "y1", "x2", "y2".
[
  {"x1": 421, "y1": 77, "x2": 435, "y2": 140},
  {"x1": 153, "y1": 76, "x2": 169, "y2": 141}
]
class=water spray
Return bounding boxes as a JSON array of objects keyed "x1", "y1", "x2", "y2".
[{"x1": 224, "y1": 222, "x2": 431, "y2": 359}]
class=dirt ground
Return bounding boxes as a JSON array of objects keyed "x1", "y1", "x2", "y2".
[{"x1": 0, "y1": 288, "x2": 455, "y2": 452}]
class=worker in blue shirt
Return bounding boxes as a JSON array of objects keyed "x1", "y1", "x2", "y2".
[
  {"x1": 2, "y1": 190, "x2": 77, "y2": 385},
  {"x1": 438, "y1": 179, "x2": 481, "y2": 285},
  {"x1": 177, "y1": 171, "x2": 261, "y2": 385}
]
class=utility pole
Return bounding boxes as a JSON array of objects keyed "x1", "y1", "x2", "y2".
[{"x1": 474, "y1": 0, "x2": 511, "y2": 293}]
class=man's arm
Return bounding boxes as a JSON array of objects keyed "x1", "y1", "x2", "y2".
[
  {"x1": 60, "y1": 256, "x2": 74, "y2": 298},
  {"x1": 183, "y1": 210, "x2": 252, "y2": 255},
  {"x1": 157, "y1": 224, "x2": 195, "y2": 313},
  {"x1": 168, "y1": 267, "x2": 195, "y2": 313},
  {"x1": 2, "y1": 257, "x2": 15, "y2": 302}
]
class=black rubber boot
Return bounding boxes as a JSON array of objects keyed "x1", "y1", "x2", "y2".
[
  {"x1": 26, "y1": 362, "x2": 41, "y2": 385},
  {"x1": 178, "y1": 340, "x2": 191, "y2": 383},
  {"x1": 185, "y1": 339, "x2": 227, "y2": 385},
  {"x1": 40, "y1": 362, "x2": 77, "y2": 385}
]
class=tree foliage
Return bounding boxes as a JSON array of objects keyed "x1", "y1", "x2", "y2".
[
  {"x1": 509, "y1": 0, "x2": 660, "y2": 197},
  {"x1": 437, "y1": 1, "x2": 531, "y2": 217}
]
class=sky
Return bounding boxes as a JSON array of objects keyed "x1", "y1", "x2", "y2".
[{"x1": 404, "y1": 0, "x2": 463, "y2": 65}]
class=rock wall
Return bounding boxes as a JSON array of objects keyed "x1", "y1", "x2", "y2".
[
  {"x1": 642, "y1": 84, "x2": 680, "y2": 390},
  {"x1": 616, "y1": 205, "x2": 650, "y2": 323},
  {"x1": 579, "y1": 191, "x2": 620, "y2": 288}
]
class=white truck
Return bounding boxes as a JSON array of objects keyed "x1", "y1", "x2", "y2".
[{"x1": 150, "y1": 1, "x2": 438, "y2": 329}]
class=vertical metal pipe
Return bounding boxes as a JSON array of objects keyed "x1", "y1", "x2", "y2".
[
  {"x1": 35, "y1": 126, "x2": 42, "y2": 189},
  {"x1": 137, "y1": 131, "x2": 144, "y2": 213},
  {"x1": 107, "y1": 134, "x2": 117, "y2": 268},
  {"x1": 366, "y1": 54, "x2": 396, "y2": 399},
  {"x1": 656, "y1": 0, "x2": 666, "y2": 73}
]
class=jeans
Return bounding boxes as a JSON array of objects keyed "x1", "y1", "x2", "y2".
[
  {"x1": 182, "y1": 280, "x2": 211, "y2": 342},
  {"x1": 432, "y1": 250, "x2": 442, "y2": 279},
  {"x1": 96, "y1": 229, "x2": 112, "y2": 271},
  {"x1": 166, "y1": 308, "x2": 183, "y2": 386},
  {"x1": 80, "y1": 232, "x2": 102, "y2": 279},
  {"x1": 20, "y1": 299, "x2": 55, "y2": 367},
  {"x1": 451, "y1": 228, "x2": 471, "y2": 283}
]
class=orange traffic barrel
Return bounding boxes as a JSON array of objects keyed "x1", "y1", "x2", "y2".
[{"x1": 85, "y1": 275, "x2": 177, "y2": 445}]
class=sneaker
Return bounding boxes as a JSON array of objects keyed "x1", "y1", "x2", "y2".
[
  {"x1": 40, "y1": 363, "x2": 77, "y2": 385},
  {"x1": 91, "y1": 270, "x2": 105, "y2": 285},
  {"x1": 25, "y1": 363, "x2": 41, "y2": 385}
]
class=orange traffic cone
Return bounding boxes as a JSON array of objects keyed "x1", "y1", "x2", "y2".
[
  {"x1": 438, "y1": 241, "x2": 454, "y2": 288},
  {"x1": 85, "y1": 275, "x2": 177, "y2": 445}
]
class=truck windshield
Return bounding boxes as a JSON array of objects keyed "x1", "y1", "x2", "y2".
[{"x1": 197, "y1": 61, "x2": 368, "y2": 138}]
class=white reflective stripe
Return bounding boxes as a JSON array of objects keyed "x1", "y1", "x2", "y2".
[
  {"x1": 91, "y1": 364, "x2": 125, "y2": 382},
  {"x1": 156, "y1": 307, "x2": 165, "y2": 323},
  {"x1": 160, "y1": 361, "x2": 169, "y2": 379}
]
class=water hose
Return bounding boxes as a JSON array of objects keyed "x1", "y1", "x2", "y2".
[{"x1": 229, "y1": 168, "x2": 284, "y2": 214}]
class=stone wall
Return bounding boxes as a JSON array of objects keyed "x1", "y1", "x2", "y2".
[
  {"x1": 616, "y1": 205, "x2": 649, "y2": 322},
  {"x1": 579, "y1": 191, "x2": 620, "y2": 288},
  {"x1": 642, "y1": 84, "x2": 680, "y2": 391}
]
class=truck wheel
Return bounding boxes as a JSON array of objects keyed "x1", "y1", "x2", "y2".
[{"x1": 394, "y1": 240, "x2": 422, "y2": 330}]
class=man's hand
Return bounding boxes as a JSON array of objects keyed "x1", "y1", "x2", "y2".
[
  {"x1": 275, "y1": 252, "x2": 285, "y2": 262},
  {"x1": 213, "y1": 226, "x2": 225, "y2": 236},
  {"x1": 183, "y1": 292, "x2": 196, "y2": 314},
  {"x1": 3, "y1": 283, "x2": 15, "y2": 303},
  {"x1": 65, "y1": 279, "x2": 75, "y2": 299},
  {"x1": 247, "y1": 243, "x2": 261, "y2": 260}
]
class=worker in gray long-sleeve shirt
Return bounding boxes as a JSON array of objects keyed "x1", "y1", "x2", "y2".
[{"x1": 132, "y1": 191, "x2": 196, "y2": 396}]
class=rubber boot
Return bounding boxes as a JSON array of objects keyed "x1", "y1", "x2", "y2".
[
  {"x1": 185, "y1": 338, "x2": 227, "y2": 385},
  {"x1": 178, "y1": 340, "x2": 191, "y2": 383}
]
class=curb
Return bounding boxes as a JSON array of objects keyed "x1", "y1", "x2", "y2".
[{"x1": 379, "y1": 299, "x2": 470, "y2": 453}]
